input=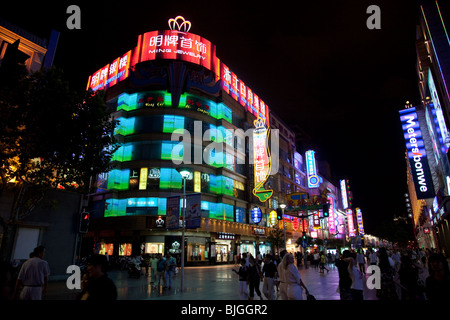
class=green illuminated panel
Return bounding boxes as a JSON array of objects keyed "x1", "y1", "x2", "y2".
[
  {"x1": 112, "y1": 144, "x2": 133, "y2": 162},
  {"x1": 208, "y1": 202, "x2": 234, "y2": 221},
  {"x1": 117, "y1": 93, "x2": 138, "y2": 111},
  {"x1": 159, "y1": 168, "x2": 182, "y2": 189},
  {"x1": 107, "y1": 169, "x2": 130, "y2": 190},
  {"x1": 115, "y1": 117, "x2": 136, "y2": 136},
  {"x1": 161, "y1": 141, "x2": 183, "y2": 161},
  {"x1": 163, "y1": 115, "x2": 185, "y2": 133}
]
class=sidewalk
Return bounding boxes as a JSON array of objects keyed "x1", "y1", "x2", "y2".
[{"x1": 44, "y1": 263, "x2": 378, "y2": 300}]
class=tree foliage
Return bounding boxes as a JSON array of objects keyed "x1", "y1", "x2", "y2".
[
  {"x1": 266, "y1": 226, "x2": 285, "y2": 254},
  {"x1": 0, "y1": 65, "x2": 119, "y2": 194}
]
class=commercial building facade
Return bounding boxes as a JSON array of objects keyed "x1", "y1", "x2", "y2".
[{"x1": 83, "y1": 17, "x2": 361, "y2": 263}]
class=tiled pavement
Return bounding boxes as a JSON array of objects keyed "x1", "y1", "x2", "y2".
[{"x1": 44, "y1": 262, "x2": 378, "y2": 300}]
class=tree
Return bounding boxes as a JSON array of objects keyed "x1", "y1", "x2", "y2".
[
  {"x1": 266, "y1": 226, "x2": 285, "y2": 254},
  {"x1": 0, "y1": 64, "x2": 119, "y2": 260}
]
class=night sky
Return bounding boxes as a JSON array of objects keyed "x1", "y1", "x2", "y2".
[{"x1": 2, "y1": 0, "x2": 422, "y2": 234}]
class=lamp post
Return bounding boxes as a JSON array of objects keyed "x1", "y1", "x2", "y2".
[
  {"x1": 280, "y1": 204, "x2": 287, "y2": 251},
  {"x1": 176, "y1": 168, "x2": 190, "y2": 292}
]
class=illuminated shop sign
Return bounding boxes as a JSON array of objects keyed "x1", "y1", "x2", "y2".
[
  {"x1": 313, "y1": 211, "x2": 321, "y2": 229},
  {"x1": 251, "y1": 207, "x2": 262, "y2": 224},
  {"x1": 252, "y1": 118, "x2": 273, "y2": 202},
  {"x1": 269, "y1": 210, "x2": 277, "y2": 227},
  {"x1": 87, "y1": 50, "x2": 131, "y2": 92},
  {"x1": 346, "y1": 209, "x2": 356, "y2": 237},
  {"x1": 305, "y1": 150, "x2": 320, "y2": 188},
  {"x1": 399, "y1": 107, "x2": 435, "y2": 199},
  {"x1": 355, "y1": 207, "x2": 365, "y2": 236},
  {"x1": 87, "y1": 16, "x2": 269, "y2": 125},
  {"x1": 340, "y1": 180, "x2": 348, "y2": 209},
  {"x1": 252, "y1": 227, "x2": 266, "y2": 235},
  {"x1": 327, "y1": 195, "x2": 336, "y2": 234},
  {"x1": 428, "y1": 69, "x2": 449, "y2": 154},
  {"x1": 216, "y1": 232, "x2": 236, "y2": 240}
]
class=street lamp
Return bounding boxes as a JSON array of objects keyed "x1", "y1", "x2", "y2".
[
  {"x1": 176, "y1": 168, "x2": 190, "y2": 292},
  {"x1": 280, "y1": 204, "x2": 287, "y2": 251}
]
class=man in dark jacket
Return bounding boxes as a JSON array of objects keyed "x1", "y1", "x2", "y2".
[
  {"x1": 335, "y1": 250, "x2": 352, "y2": 300},
  {"x1": 85, "y1": 254, "x2": 117, "y2": 300}
]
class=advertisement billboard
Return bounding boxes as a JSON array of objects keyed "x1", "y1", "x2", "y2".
[{"x1": 399, "y1": 107, "x2": 435, "y2": 199}]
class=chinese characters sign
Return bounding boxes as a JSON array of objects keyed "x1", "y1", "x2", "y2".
[
  {"x1": 140, "y1": 30, "x2": 217, "y2": 72},
  {"x1": 356, "y1": 207, "x2": 365, "y2": 235},
  {"x1": 252, "y1": 118, "x2": 273, "y2": 202},
  {"x1": 327, "y1": 195, "x2": 336, "y2": 235},
  {"x1": 306, "y1": 150, "x2": 320, "y2": 188},
  {"x1": 87, "y1": 17, "x2": 270, "y2": 125},
  {"x1": 346, "y1": 208, "x2": 356, "y2": 237}
]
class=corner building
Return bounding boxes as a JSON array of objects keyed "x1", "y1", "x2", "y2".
[{"x1": 84, "y1": 20, "x2": 296, "y2": 264}]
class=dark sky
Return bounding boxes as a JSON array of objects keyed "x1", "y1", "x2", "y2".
[{"x1": 2, "y1": 0, "x2": 422, "y2": 234}]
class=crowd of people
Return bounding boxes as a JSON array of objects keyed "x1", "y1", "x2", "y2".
[
  {"x1": 334, "y1": 247, "x2": 450, "y2": 301},
  {"x1": 232, "y1": 250, "x2": 311, "y2": 300}
]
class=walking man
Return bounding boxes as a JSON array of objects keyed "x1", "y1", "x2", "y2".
[
  {"x1": 14, "y1": 246, "x2": 50, "y2": 300},
  {"x1": 262, "y1": 254, "x2": 277, "y2": 300}
]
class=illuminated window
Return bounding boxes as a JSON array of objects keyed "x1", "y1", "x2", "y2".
[
  {"x1": 115, "y1": 117, "x2": 136, "y2": 136},
  {"x1": 159, "y1": 168, "x2": 182, "y2": 189},
  {"x1": 161, "y1": 141, "x2": 183, "y2": 161},
  {"x1": 107, "y1": 169, "x2": 130, "y2": 190},
  {"x1": 163, "y1": 115, "x2": 185, "y2": 133}
]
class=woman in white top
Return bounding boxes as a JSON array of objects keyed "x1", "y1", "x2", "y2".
[
  {"x1": 345, "y1": 252, "x2": 364, "y2": 300},
  {"x1": 283, "y1": 253, "x2": 309, "y2": 300}
]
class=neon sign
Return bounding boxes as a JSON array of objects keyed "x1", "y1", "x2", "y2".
[
  {"x1": 251, "y1": 207, "x2": 262, "y2": 224},
  {"x1": 355, "y1": 207, "x2": 365, "y2": 235},
  {"x1": 252, "y1": 118, "x2": 273, "y2": 202},
  {"x1": 313, "y1": 211, "x2": 320, "y2": 229},
  {"x1": 269, "y1": 210, "x2": 277, "y2": 227},
  {"x1": 305, "y1": 150, "x2": 320, "y2": 188},
  {"x1": 340, "y1": 180, "x2": 348, "y2": 209},
  {"x1": 399, "y1": 107, "x2": 435, "y2": 199},
  {"x1": 327, "y1": 195, "x2": 336, "y2": 234},
  {"x1": 346, "y1": 208, "x2": 356, "y2": 237},
  {"x1": 86, "y1": 16, "x2": 269, "y2": 125}
]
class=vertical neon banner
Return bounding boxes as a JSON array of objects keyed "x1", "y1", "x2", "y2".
[
  {"x1": 252, "y1": 118, "x2": 273, "y2": 202},
  {"x1": 139, "y1": 168, "x2": 148, "y2": 190},
  {"x1": 327, "y1": 195, "x2": 336, "y2": 235}
]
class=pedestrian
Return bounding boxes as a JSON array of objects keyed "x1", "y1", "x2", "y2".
[
  {"x1": 150, "y1": 254, "x2": 158, "y2": 284},
  {"x1": 154, "y1": 254, "x2": 166, "y2": 289},
  {"x1": 425, "y1": 253, "x2": 450, "y2": 301},
  {"x1": 164, "y1": 253, "x2": 177, "y2": 289},
  {"x1": 283, "y1": 253, "x2": 309, "y2": 300},
  {"x1": 247, "y1": 255, "x2": 263, "y2": 300},
  {"x1": 344, "y1": 252, "x2": 364, "y2": 300},
  {"x1": 256, "y1": 251, "x2": 263, "y2": 266},
  {"x1": 13, "y1": 246, "x2": 50, "y2": 300},
  {"x1": 83, "y1": 254, "x2": 117, "y2": 300},
  {"x1": 232, "y1": 258, "x2": 249, "y2": 300},
  {"x1": 143, "y1": 254, "x2": 150, "y2": 276},
  {"x1": 0, "y1": 261, "x2": 14, "y2": 301},
  {"x1": 335, "y1": 249, "x2": 352, "y2": 300},
  {"x1": 319, "y1": 251, "x2": 329, "y2": 273},
  {"x1": 277, "y1": 250, "x2": 288, "y2": 299},
  {"x1": 313, "y1": 251, "x2": 320, "y2": 269},
  {"x1": 377, "y1": 247, "x2": 398, "y2": 300},
  {"x1": 356, "y1": 249, "x2": 366, "y2": 275},
  {"x1": 369, "y1": 249, "x2": 378, "y2": 266},
  {"x1": 398, "y1": 255, "x2": 419, "y2": 300},
  {"x1": 262, "y1": 254, "x2": 277, "y2": 300}
]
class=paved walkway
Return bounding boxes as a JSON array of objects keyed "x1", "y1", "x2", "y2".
[{"x1": 44, "y1": 262, "x2": 378, "y2": 300}]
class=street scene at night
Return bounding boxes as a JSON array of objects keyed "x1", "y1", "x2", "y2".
[{"x1": 1, "y1": 0, "x2": 450, "y2": 315}]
